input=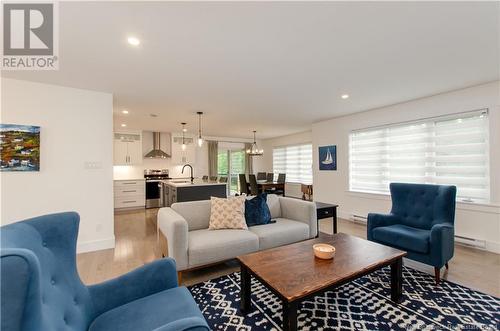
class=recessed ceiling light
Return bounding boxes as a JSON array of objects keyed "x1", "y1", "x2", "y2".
[
  {"x1": 127, "y1": 37, "x2": 140, "y2": 46},
  {"x1": 122, "y1": 110, "x2": 129, "y2": 114},
  {"x1": 121, "y1": 123, "x2": 127, "y2": 127},
  {"x1": 341, "y1": 94, "x2": 350, "y2": 99}
]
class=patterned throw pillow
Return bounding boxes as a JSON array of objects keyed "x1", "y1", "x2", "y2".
[{"x1": 209, "y1": 196, "x2": 248, "y2": 230}]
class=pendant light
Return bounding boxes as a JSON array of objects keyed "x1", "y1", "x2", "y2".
[
  {"x1": 246, "y1": 130, "x2": 264, "y2": 156},
  {"x1": 197, "y1": 111, "x2": 204, "y2": 147},
  {"x1": 181, "y1": 122, "x2": 187, "y2": 151}
]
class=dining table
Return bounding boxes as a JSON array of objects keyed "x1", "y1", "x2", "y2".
[{"x1": 256, "y1": 180, "x2": 285, "y2": 195}]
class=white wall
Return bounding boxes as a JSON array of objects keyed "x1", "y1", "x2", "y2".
[
  {"x1": 312, "y1": 81, "x2": 500, "y2": 253},
  {"x1": 1, "y1": 78, "x2": 114, "y2": 253},
  {"x1": 253, "y1": 131, "x2": 312, "y2": 173}
]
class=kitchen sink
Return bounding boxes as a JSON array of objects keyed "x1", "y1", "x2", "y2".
[{"x1": 171, "y1": 180, "x2": 190, "y2": 184}]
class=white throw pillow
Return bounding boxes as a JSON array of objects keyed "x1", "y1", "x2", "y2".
[{"x1": 209, "y1": 196, "x2": 247, "y2": 230}]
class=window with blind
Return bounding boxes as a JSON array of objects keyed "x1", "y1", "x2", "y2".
[
  {"x1": 273, "y1": 143, "x2": 313, "y2": 184},
  {"x1": 349, "y1": 110, "x2": 490, "y2": 202}
]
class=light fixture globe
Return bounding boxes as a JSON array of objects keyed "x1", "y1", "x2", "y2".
[
  {"x1": 197, "y1": 111, "x2": 204, "y2": 147},
  {"x1": 246, "y1": 130, "x2": 263, "y2": 156},
  {"x1": 181, "y1": 122, "x2": 187, "y2": 151}
]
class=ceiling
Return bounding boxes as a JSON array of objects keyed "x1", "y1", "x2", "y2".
[{"x1": 3, "y1": 1, "x2": 499, "y2": 139}]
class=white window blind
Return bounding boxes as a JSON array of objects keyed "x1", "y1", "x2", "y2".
[
  {"x1": 349, "y1": 110, "x2": 490, "y2": 202},
  {"x1": 273, "y1": 143, "x2": 313, "y2": 184}
]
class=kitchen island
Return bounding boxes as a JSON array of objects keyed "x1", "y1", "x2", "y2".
[{"x1": 161, "y1": 179, "x2": 227, "y2": 207}]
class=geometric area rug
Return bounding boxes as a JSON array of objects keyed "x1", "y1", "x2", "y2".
[{"x1": 189, "y1": 266, "x2": 500, "y2": 330}]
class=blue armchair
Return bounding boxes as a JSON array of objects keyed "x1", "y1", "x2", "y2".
[
  {"x1": 367, "y1": 183, "x2": 456, "y2": 283},
  {"x1": 0, "y1": 212, "x2": 209, "y2": 331}
]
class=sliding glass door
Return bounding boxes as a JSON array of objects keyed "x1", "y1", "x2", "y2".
[{"x1": 218, "y1": 146, "x2": 245, "y2": 195}]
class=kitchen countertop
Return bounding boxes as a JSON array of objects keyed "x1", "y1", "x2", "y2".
[{"x1": 161, "y1": 179, "x2": 227, "y2": 188}]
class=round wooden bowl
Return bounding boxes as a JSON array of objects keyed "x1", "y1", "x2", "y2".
[{"x1": 313, "y1": 243, "x2": 336, "y2": 260}]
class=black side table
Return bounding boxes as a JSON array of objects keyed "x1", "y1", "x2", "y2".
[{"x1": 315, "y1": 202, "x2": 339, "y2": 237}]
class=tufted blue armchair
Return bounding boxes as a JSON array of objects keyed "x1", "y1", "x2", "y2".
[
  {"x1": 367, "y1": 183, "x2": 456, "y2": 284},
  {"x1": 0, "y1": 212, "x2": 209, "y2": 331}
]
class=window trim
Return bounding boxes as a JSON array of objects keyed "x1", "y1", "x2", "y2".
[{"x1": 348, "y1": 108, "x2": 490, "y2": 204}]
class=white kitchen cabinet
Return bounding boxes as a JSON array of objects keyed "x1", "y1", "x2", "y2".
[
  {"x1": 114, "y1": 132, "x2": 143, "y2": 165},
  {"x1": 171, "y1": 134, "x2": 196, "y2": 165},
  {"x1": 114, "y1": 180, "x2": 145, "y2": 209}
]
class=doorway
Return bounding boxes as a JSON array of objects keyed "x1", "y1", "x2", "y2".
[{"x1": 217, "y1": 144, "x2": 245, "y2": 196}]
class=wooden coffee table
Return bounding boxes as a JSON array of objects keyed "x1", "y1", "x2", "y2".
[{"x1": 237, "y1": 233, "x2": 407, "y2": 331}]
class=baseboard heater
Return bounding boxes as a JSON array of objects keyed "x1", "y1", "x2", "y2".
[
  {"x1": 350, "y1": 214, "x2": 367, "y2": 224},
  {"x1": 284, "y1": 183, "x2": 302, "y2": 199},
  {"x1": 454, "y1": 235, "x2": 486, "y2": 249}
]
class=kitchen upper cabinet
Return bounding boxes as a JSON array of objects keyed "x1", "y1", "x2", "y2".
[
  {"x1": 114, "y1": 132, "x2": 143, "y2": 165},
  {"x1": 171, "y1": 133, "x2": 196, "y2": 164}
]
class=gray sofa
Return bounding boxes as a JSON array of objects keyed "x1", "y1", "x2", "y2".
[{"x1": 157, "y1": 194, "x2": 317, "y2": 273}]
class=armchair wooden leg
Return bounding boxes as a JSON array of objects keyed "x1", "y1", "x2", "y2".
[
  {"x1": 434, "y1": 267, "x2": 440, "y2": 284},
  {"x1": 177, "y1": 271, "x2": 183, "y2": 285},
  {"x1": 445, "y1": 262, "x2": 449, "y2": 270}
]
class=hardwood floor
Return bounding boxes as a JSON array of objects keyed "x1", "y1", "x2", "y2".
[{"x1": 77, "y1": 208, "x2": 500, "y2": 297}]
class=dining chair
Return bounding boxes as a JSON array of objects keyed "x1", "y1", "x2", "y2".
[
  {"x1": 219, "y1": 176, "x2": 228, "y2": 183},
  {"x1": 248, "y1": 174, "x2": 259, "y2": 196},
  {"x1": 257, "y1": 172, "x2": 267, "y2": 180},
  {"x1": 202, "y1": 175, "x2": 209, "y2": 181},
  {"x1": 266, "y1": 173, "x2": 274, "y2": 182},
  {"x1": 239, "y1": 174, "x2": 249, "y2": 195},
  {"x1": 209, "y1": 176, "x2": 218, "y2": 182},
  {"x1": 269, "y1": 173, "x2": 286, "y2": 196}
]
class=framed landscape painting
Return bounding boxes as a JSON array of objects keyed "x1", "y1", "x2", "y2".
[
  {"x1": 319, "y1": 145, "x2": 337, "y2": 170},
  {"x1": 0, "y1": 124, "x2": 40, "y2": 171}
]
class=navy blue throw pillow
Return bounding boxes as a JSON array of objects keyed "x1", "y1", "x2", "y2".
[{"x1": 245, "y1": 193, "x2": 272, "y2": 227}]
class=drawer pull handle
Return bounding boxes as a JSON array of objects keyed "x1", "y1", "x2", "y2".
[
  {"x1": 122, "y1": 190, "x2": 137, "y2": 193},
  {"x1": 123, "y1": 200, "x2": 137, "y2": 203},
  {"x1": 122, "y1": 182, "x2": 137, "y2": 185}
]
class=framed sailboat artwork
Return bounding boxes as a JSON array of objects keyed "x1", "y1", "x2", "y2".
[{"x1": 319, "y1": 145, "x2": 337, "y2": 170}]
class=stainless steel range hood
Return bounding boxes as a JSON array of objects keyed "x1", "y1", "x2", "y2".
[{"x1": 145, "y1": 132, "x2": 170, "y2": 158}]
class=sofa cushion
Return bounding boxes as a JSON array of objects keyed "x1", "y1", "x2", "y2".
[
  {"x1": 89, "y1": 286, "x2": 207, "y2": 331},
  {"x1": 248, "y1": 218, "x2": 309, "y2": 250},
  {"x1": 188, "y1": 229, "x2": 259, "y2": 267},
  {"x1": 245, "y1": 193, "x2": 272, "y2": 227},
  {"x1": 266, "y1": 194, "x2": 281, "y2": 219},
  {"x1": 372, "y1": 224, "x2": 430, "y2": 254},
  {"x1": 209, "y1": 196, "x2": 247, "y2": 230},
  {"x1": 172, "y1": 200, "x2": 211, "y2": 231}
]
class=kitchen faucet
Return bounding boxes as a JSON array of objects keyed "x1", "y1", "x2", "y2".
[{"x1": 182, "y1": 164, "x2": 194, "y2": 183}]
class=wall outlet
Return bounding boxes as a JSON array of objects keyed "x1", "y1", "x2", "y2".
[{"x1": 84, "y1": 161, "x2": 102, "y2": 169}]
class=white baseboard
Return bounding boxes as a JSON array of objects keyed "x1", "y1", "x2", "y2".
[
  {"x1": 484, "y1": 241, "x2": 500, "y2": 254},
  {"x1": 338, "y1": 210, "x2": 351, "y2": 220},
  {"x1": 77, "y1": 236, "x2": 115, "y2": 254}
]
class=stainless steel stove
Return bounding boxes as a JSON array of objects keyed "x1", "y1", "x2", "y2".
[{"x1": 144, "y1": 169, "x2": 170, "y2": 208}]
